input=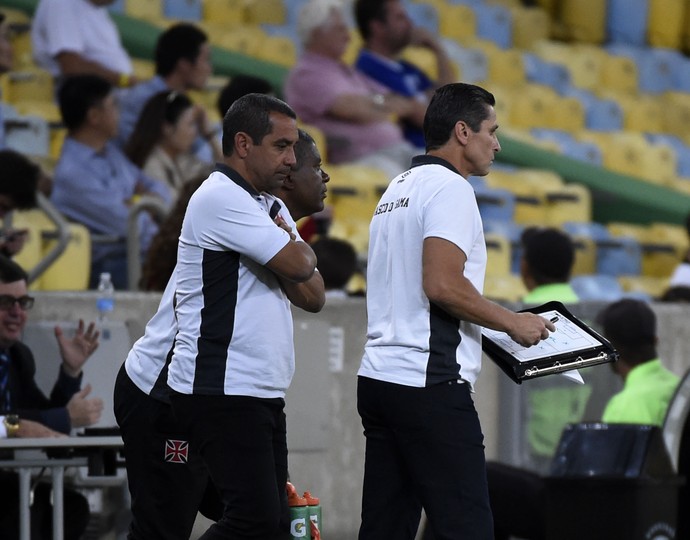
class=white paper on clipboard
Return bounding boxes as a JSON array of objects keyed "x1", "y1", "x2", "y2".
[{"x1": 482, "y1": 309, "x2": 599, "y2": 384}]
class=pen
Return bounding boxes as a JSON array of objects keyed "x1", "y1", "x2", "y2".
[{"x1": 550, "y1": 316, "x2": 559, "y2": 324}]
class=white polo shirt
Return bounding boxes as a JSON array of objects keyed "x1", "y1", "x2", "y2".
[
  {"x1": 31, "y1": 0, "x2": 132, "y2": 77},
  {"x1": 359, "y1": 155, "x2": 487, "y2": 388},
  {"x1": 161, "y1": 165, "x2": 304, "y2": 398}
]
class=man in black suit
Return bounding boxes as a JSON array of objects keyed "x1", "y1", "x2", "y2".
[{"x1": 0, "y1": 255, "x2": 103, "y2": 539}]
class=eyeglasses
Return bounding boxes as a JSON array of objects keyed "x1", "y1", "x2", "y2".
[{"x1": 0, "y1": 295, "x2": 35, "y2": 311}]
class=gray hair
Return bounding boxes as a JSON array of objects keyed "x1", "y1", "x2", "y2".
[{"x1": 297, "y1": 0, "x2": 346, "y2": 47}]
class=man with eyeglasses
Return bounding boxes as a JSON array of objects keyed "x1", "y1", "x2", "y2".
[{"x1": 0, "y1": 255, "x2": 103, "y2": 539}]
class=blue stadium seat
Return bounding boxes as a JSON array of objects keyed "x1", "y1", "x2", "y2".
[
  {"x1": 163, "y1": 0, "x2": 201, "y2": 20},
  {"x1": 561, "y1": 87, "x2": 623, "y2": 132},
  {"x1": 108, "y1": 0, "x2": 125, "y2": 13},
  {"x1": 598, "y1": 236, "x2": 643, "y2": 276},
  {"x1": 530, "y1": 129, "x2": 603, "y2": 166},
  {"x1": 404, "y1": 1, "x2": 439, "y2": 35},
  {"x1": 570, "y1": 275, "x2": 625, "y2": 301},
  {"x1": 522, "y1": 53, "x2": 571, "y2": 95},
  {"x1": 442, "y1": 40, "x2": 488, "y2": 84},
  {"x1": 607, "y1": 0, "x2": 648, "y2": 46},
  {"x1": 607, "y1": 45, "x2": 682, "y2": 94},
  {"x1": 471, "y1": 3, "x2": 513, "y2": 49},
  {"x1": 474, "y1": 187, "x2": 517, "y2": 226},
  {"x1": 483, "y1": 220, "x2": 524, "y2": 274}
]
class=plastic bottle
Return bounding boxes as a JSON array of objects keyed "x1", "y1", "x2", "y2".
[
  {"x1": 303, "y1": 491, "x2": 322, "y2": 540},
  {"x1": 96, "y1": 272, "x2": 115, "y2": 338},
  {"x1": 286, "y1": 482, "x2": 309, "y2": 539}
]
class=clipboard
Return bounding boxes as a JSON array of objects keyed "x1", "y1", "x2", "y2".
[{"x1": 481, "y1": 301, "x2": 618, "y2": 384}]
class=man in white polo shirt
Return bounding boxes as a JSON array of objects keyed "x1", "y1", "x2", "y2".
[{"x1": 358, "y1": 83, "x2": 555, "y2": 540}]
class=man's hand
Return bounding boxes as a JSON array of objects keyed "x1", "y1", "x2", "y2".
[
  {"x1": 275, "y1": 215, "x2": 297, "y2": 241},
  {"x1": 507, "y1": 313, "x2": 556, "y2": 348},
  {"x1": 56, "y1": 320, "x2": 99, "y2": 378},
  {"x1": 17, "y1": 419, "x2": 65, "y2": 438},
  {"x1": 0, "y1": 228, "x2": 29, "y2": 257},
  {"x1": 66, "y1": 384, "x2": 104, "y2": 428}
]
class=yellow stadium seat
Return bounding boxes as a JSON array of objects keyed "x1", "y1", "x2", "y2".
[
  {"x1": 476, "y1": 42, "x2": 525, "y2": 86},
  {"x1": 49, "y1": 126, "x2": 67, "y2": 160},
  {"x1": 342, "y1": 30, "x2": 362, "y2": 66},
  {"x1": 650, "y1": 222, "x2": 689, "y2": 260},
  {"x1": 485, "y1": 232, "x2": 512, "y2": 277},
  {"x1": 484, "y1": 169, "x2": 548, "y2": 225},
  {"x1": 598, "y1": 53, "x2": 638, "y2": 95},
  {"x1": 533, "y1": 0, "x2": 558, "y2": 17},
  {"x1": 438, "y1": 3, "x2": 477, "y2": 46},
  {"x1": 661, "y1": 93, "x2": 690, "y2": 142},
  {"x1": 245, "y1": 0, "x2": 286, "y2": 25},
  {"x1": 606, "y1": 94, "x2": 665, "y2": 134},
  {"x1": 11, "y1": 210, "x2": 48, "y2": 290},
  {"x1": 41, "y1": 223, "x2": 91, "y2": 290},
  {"x1": 484, "y1": 273, "x2": 528, "y2": 303},
  {"x1": 10, "y1": 31, "x2": 33, "y2": 71},
  {"x1": 11, "y1": 99, "x2": 61, "y2": 123},
  {"x1": 570, "y1": 235, "x2": 597, "y2": 276},
  {"x1": 609, "y1": 222, "x2": 678, "y2": 277},
  {"x1": 256, "y1": 35, "x2": 296, "y2": 68},
  {"x1": 618, "y1": 275, "x2": 671, "y2": 299},
  {"x1": 511, "y1": 7, "x2": 551, "y2": 50},
  {"x1": 216, "y1": 25, "x2": 265, "y2": 57},
  {"x1": 202, "y1": 0, "x2": 247, "y2": 25},
  {"x1": 545, "y1": 184, "x2": 592, "y2": 226},
  {"x1": 647, "y1": 0, "x2": 684, "y2": 49},
  {"x1": 576, "y1": 131, "x2": 647, "y2": 180},
  {"x1": 124, "y1": 0, "x2": 162, "y2": 21},
  {"x1": 402, "y1": 46, "x2": 442, "y2": 82},
  {"x1": 297, "y1": 122, "x2": 328, "y2": 165},
  {"x1": 4, "y1": 68, "x2": 54, "y2": 104},
  {"x1": 131, "y1": 58, "x2": 155, "y2": 80},
  {"x1": 559, "y1": 0, "x2": 606, "y2": 44},
  {"x1": 549, "y1": 96, "x2": 585, "y2": 131}
]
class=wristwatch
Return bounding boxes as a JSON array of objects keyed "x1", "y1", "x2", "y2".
[{"x1": 3, "y1": 414, "x2": 19, "y2": 438}]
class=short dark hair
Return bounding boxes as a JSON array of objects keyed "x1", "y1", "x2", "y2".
[
  {"x1": 0, "y1": 149, "x2": 39, "y2": 210},
  {"x1": 354, "y1": 0, "x2": 388, "y2": 41},
  {"x1": 221, "y1": 93, "x2": 296, "y2": 156},
  {"x1": 424, "y1": 83, "x2": 495, "y2": 152},
  {"x1": 217, "y1": 75, "x2": 273, "y2": 119},
  {"x1": 125, "y1": 91, "x2": 194, "y2": 168},
  {"x1": 597, "y1": 299, "x2": 657, "y2": 365},
  {"x1": 0, "y1": 254, "x2": 28, "y2": 283},
  {"x1": 155, "y1": 23, "x2": 208, "y2": 77},
  {"x1": 294, "y1": 129, "x2": 317, "y2": 165},
  {"x1": 58, "y1": 74, "x2": 113, "y2": 131},
  {"x1": 311, "y1": 237, "x2": 358, "y2": 290},
  {"x1": 521, "y1": 227, "x2": 574, "y2": 285}
]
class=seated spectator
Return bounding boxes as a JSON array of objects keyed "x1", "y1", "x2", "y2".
[
  {"x1": 520, "y1": 227, "x2": 579, "y2": 304},
  {"x1": 217, "y1": 74, "x2": 274, "y2": 119},
  {"x1": 310, "y1": 237, "x2": 358, "y2": 297},
  {"x1": 139, "y1": 174, "x2": 205, "y2": 291},
  {"x1": 667, "y1": 211, "x2": 690, "y2": 289},
  {"x1": 51, "y1": 75, "x2": 171, "y2": 289},
  {"x1": 116, "y1": 23, "x2": 214, "y2": 161},
  {"x1": 354, "y1": 0, "x2": 455, "y2": 149},
  {"x1": 31, "y1": 0, "x2": 135, "y2": 87},
  {"x1": 125, "y1": 91, "x2": 214, "y2": 196},
  {"x1": 0, "y1": 149, "x2": 41, "y2": 258},
  {"x1": 485, "y1": 299, "x2": 681, "y2": 540},
  {"x1": 0, "y1": 255, "x2": 102, "y2": 539},
  {"x1": 284, "y1": 0, "x2": 418, "y2": 178}
]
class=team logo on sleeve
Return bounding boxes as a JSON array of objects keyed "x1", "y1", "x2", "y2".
[{"x1": 165, "y1": 439, "x2": 189, "y2": 463}]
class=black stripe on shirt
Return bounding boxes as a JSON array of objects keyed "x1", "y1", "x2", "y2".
[
  {"x1": 426, "y1": 302, "x2": 461, "y2": 386},
  {"x1": 193, "y1": 249, "x2": 241, "y2": 394}
]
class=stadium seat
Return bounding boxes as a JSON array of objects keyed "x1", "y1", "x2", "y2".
[
  {"x1": 608, "y1": 222, "x2": 678, "y2": 277},
  {"x1": 647, "y1": 0, "x2": 684, "y2": 49},
  {"x1": 472, "y1": 3, "x2": 513, "y2": 49},
  {"x1": 544, "y1": 183, "x2": 592, "y2": 226},
  {"x1": 202, "y1": 0, "x2": 247, "y2": 25},
  {"x1": 522, "y1": 53, "x2": 571, "y2": 95},
  {"x1": 245, "y1": 0, "x2": 286, "y2": 26},
  {"x1": 4, "y1": 68, "x2": 54, "y2": 104},
  {"x1": 510, "y1": 6, "x2": 551, "y2": 50},
  {"x1": 559, "y1": 0, "x2": 607, "y2": 44},
  {"x1": 41, "y1": 223, "x2": 91, "y2": 290},
  {"x1": 257, "y1": 35, "x2": 297, "y2": 68},
  {"x1": 607, "y1": 0, "x2": 648, "y2": 46},
  {"x1": 402, "y1": 46, "x2": 443, "y2": 81},
  {"x1": 485, "y1": 232, "x2": 512, "y2": 277},
  {"x1": 599, "y1": 53, "x2": 638, "y2": 95},
  {"x1": 438, "y1": 3, "x2": 477, "y2": 46},
  {"x1": 215, "y1": 25, "x2": 265, "y2": 57},
  {"x1": 562, "y1": 88, "x2": 623, "y2": 132},
  {"x1": 570, "y1": 274, "x2": 625, "y2": 301},
  {"x1": 570, "y1": 235, "x2": 597, "y2": 276},
  {"x1": 476, "y1": 42, "x2": 525, "y2": 86},
  {"x1": 618, "y1": 275, "x2": 671, "y2": 299},
  {"x1": 163, "y1": 0, "x2": 202, "y2": 21},
  {"x1": 3, "y1": 112, "x2": 50, "y2": 157},
  {"x1": 124, "y1": 0, "x2": 162, "y2": 21},
  {"x1": 405, "y1": 1, "x2": 440, "y2": 34},
  {"x1": 11, "y1": 210, "x2": 49, "y2": 290},
  {"x1": 483, "y1": 219, "x2": 524, "y2": 274},
  {"x1": 484, "y1": 273, "x2": 527, "y2": 303},
  {"x1": 475, "y1": 186, "x2": 517, "y2": 224},
  {"x1": 442, "y1": 40, "x2": 488, "y2": 84}
]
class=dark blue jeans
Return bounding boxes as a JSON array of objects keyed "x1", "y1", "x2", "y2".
[{"x1": 357, "y1": 376, "x2": 494, "y2": 540}]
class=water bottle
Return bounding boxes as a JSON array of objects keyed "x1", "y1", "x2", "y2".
[
  {"x1": 96, "y1": 272, "x2": 115, "y2": 338},
  {"x1": 303, "y1": 491, "x2": 322, "y2": 539},
  {"x1": 286, "y1": 482, "x2": 309, "y2": 539}
]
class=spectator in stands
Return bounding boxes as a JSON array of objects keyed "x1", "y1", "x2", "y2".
[
  {"x1": 310, "y1": 237, "x2": 358, "y2": 297},
  {"x1": 51, "y1": 75, "x2": 171, "y2": 289},
  {"x1": 31, "y1": 0, "x2": 135, "y2": 87},
  {"x1": 354, "y1": 0, "x2": 455, "y2": 149},
  {"x1": 520, "y1": 226, "x2": 579, "y2": 304},
  {"x1": 486, "y1": 299, "x2": 681, "y2": 540},
  {"x1": 667, "y1": 211, "x2": 690, "y2": 289},
  {"x1": 0, "y1": 255, "x2": 101, "y2": 540},
  {"x1": 116, "y1": 23, "x2": 214, "y2": 160},
  {"x1": 217, "y1": 74, "x2": 274, "y2": 119},
  {"x1": 284, "y1": 0, "x2": 418, "y2": 178},
  {"x1": 0, "y1": 149, "x2": 41, "y2": 258},
  {"x1": 125, "y1": 91, "x2": 216, "y2": 196}
]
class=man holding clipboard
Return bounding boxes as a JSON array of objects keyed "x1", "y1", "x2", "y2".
[{"x1": 357, "y1": 83, "x2": 555, "y2": 540}]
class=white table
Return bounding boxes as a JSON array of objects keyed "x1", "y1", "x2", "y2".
[{"x1": 0, "y1": 435, "x2": 124, "y2": 540}]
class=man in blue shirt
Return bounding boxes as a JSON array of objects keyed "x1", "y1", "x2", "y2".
[
  {"x1": 354, "y1": 0, "x2": 455, "y2": 148},
  {"x1": 51, "y1": 75, "x2": 171, "y2": 289},
  {"x1": 116, "y1": 23, "x2": 215, "y2": 160}
]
